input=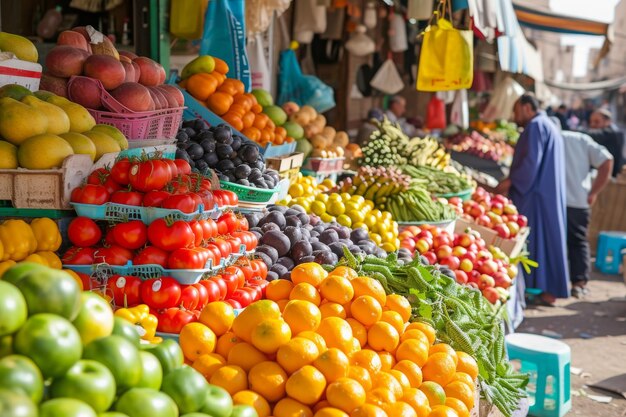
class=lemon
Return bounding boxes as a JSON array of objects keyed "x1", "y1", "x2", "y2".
[
  {"x1": 311, "y1": 201, "x2": 326, "y2": 216},
  {"x1": 327, "y1": 200, "x2": 346, "y2": 217},
  {"x1": 364, "y1": 215, "x2": 377, "y2": 229},
  {"x1": 322, "y1": 178, "x2": 335, "y2": 188},
  {"x1": 364, "y1": 200, "x2": 375, "y2": 210},
  {"x1": 289, "y1": 183, "x2": 304, "y2": 197},
  {"x1": 353, "y1": 223, "x2": 368, "y2": 231},
  {"x1": 329, "y1": 193, "x2": 342, "y2": 201},
  {"x1": 347, "y1": 209, "x2": 365, "y2": 224},
  {"x1": 337, "y1": 214, "x2": 352, "y2": 228},
  {"x1": 350, "y1": 195, "x2": 365, "y2": 204},
  {"x1": 382, "y1": 211, "x2": 392, "y2": 221},
  {"x1": 303, "y1": 185, "x2": 314, "y2": 196},
  {"x1": 382, "y1": 242, "x2": 397, "y2": 252},
  {"x1": 383, "y1": 231, "x2": 395, "y2": 243},
  {"x1": 344, "y1": 201, "x2": 360, "y2": 213},
  {"x1": 301, "y1": 200, "x2": 312, "y2": 212},
  {"x1": 369, "y1": 233, "x2": 382, "y2": 245},
  {"x1": 277, "y1": 199, "x2": 290, "y2": 206},
  {"x1": 340, "y1": 193, "x2": 352, "y2": 201},
  {"x1": 316, "y1": 193, "x2": 329, "y2": 204},
  {"x1": 320, "y1": 213, "x2": 335, "y2": 223}
]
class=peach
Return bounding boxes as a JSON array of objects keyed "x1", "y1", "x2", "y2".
[
  {"x1": 83, "y1": 55, "x2": 126, "y2": 90},
  {"x1": 157, "y1": 63, "x2": 166, "y2": 84},
  {"x1": 110, "y1": 82, "x2": 154, "y2": 112},
  {"x1": 58, "y1": 30, "x2": 91, "y2": 53},
  {"x1": 156, "y1": 85, "x2": 184, "y2": 107},
  {"x1": 45, "y1": 46, "x2": 89, "y2": 78},
  {"x1": 68, "y1": 76, "x2": 102, "y2": 109},
  {"x1": 71, "y1": 26, "x2": 91, "y2": 42},
  {"x1": 133, "y1": 57, "x2": 161, "y2": 87},
  {"x1": 40, "y1": 74, "x2": 68, "y2": 97},
  {"x1": 120, "y1": 57, "x2": 137, "y2": 83},
  {"x1": 119, "y1": 50, "x2": 138, "y2": 60},
  {"x1": 148, "y1": 87, "x2": 168, "y2": 110}
]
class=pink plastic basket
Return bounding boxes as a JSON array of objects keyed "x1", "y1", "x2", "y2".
[{"x1": 67, "y1": 76, "x2": 184, "y2": 140}]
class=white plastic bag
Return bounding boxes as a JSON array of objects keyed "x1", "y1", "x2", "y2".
[
  {"x1": 450, "y1": 89, "x2": 469, "y2": 129},
  {"x1": 294, "y1": 0, "x2": 327, "y2": 44},
  {"x1": 247, "y1": 33, "x2": 271, "y2": 91},
  {"x1": 482, "y1": 76, "x2": 525, "y2": 122},
  {"x1": 345, "y1": 25, "x2": 375, "y2": 56},
  {"x1": 407, "y1": 0, "x2": 433, "y2": 20},
  {"x1": 389, "y1": 13, "x2": 408, "y2": 52},
  {"x1": 364, "y1": 2, "x2": 377, "y2": 29},
  {"x1": 370, "y1": 59, "x2": 404, "y2": 95},
  {"x1": 245, "y1": 0, "x2": 290, "y2": 36}
]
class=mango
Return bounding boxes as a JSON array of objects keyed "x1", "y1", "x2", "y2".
[
  {"x1": 59, "y1": 132, "x2": 97, "y2": 161},
  {"x1": 0, "y1": 32, "x2": 38, "y2": 62},
  {"x1": 46, "y1": 96, "x2": 96, "y2": 133},
  {"x1": 83, "y1": 131, "x2": 121, "y2": 161},
  {"x1": 0, "y1": 98, "x2": 48, "y2": 145},
  {"x1": 181, "y1": 55, "x2": 215, "y2": 79},
  {"x1": 21, "y1": 96, "x2": 70, "y2": 135},
  {"x1": 0, "y1": 140, "x2": 18, "y2": 169},
  {"x1": 90, "y1": 124, "x2": 128, "y2": 150},
  {"x1": 17, "y1": 134, "x2": 74, "y2": 169}
]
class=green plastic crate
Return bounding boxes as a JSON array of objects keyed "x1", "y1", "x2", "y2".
[{"x1": 219, "y1": 181, "x2": 279, "y2": 203}]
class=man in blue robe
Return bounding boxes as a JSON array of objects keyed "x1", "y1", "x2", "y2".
[{"x1": 496, "y1": 94, "x2": 570, "y2": 305}]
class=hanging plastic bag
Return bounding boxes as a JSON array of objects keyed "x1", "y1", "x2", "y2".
[
  {"x1": 370, "y1": 58, "x2": 404, "y2": 95},
  {"x1": 364, "y1": 3, "x2": 377, "y2": 29},
  {"x1": 200, "y1": 0, "x2": 250, "y2": 91},
  {"x1": 278, "y1": 48, "x2": 336, "y2": 113},
  {"x1": 345, "y1": 25, "x2": 375, "y2": 56},
  {"x1": 450, "y1": 89, "x2": 469, "y2": 129},
  {"x1": 389, "y1": 13, "x2": 408, "y2": 52},
  {"x1": 482, "y1": 76, "x2": 525, "y2": 122},
  {"x1": 245, "y1": 0, "x2": 290, "y2": 36},
  {"x1": 247, "y1": 33, "x2": 271, "y2": 91},
  {"x1": 294, "y1": 0, "x2": 327, "y2": 44},
  {"x1": 170, "y1": 0, "x2": 209, "y2": 39},
  {"x1": 416, "y1": 0, "x2": 473, "y2": 92},
  {"x1": 407, "y1": 0, "x2": 433, "y2": 20},
  {"x1": 426, "y1": 95, "x2": 446, "y2": 130}
]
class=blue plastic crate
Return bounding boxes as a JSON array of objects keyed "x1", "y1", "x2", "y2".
[
  {"x1": 120, "y1": 145, "x2": 177, "y2": 160},
  {"x1": 71, "y1": 202, "x2": 220, "y2": 225}
]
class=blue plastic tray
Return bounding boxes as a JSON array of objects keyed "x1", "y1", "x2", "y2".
[
  {"x1": 120, "y1": 145, "x2": 176, "y2": 160},
  {"x1": 71, "y1": 202, "x2": 221, "y2": 224}
]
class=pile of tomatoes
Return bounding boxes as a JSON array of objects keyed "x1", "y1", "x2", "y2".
[{"x1": 71, "y1": 156, "x2": 239, "y2": 211}]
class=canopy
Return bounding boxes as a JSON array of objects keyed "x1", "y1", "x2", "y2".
[
  {"x1": 512, "y1": 2, "x2": 609, "y2": 36},
  {"x1": 544, "y1": 77, "x2": 626, "y2": 92}
]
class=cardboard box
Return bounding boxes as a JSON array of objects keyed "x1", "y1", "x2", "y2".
[
  {"x1": 455, "y1": 216, "x2": 529, "y2": 258},
  {"x1": 455, "y1": 217, "x2": 499, "y2": 246},
  {"x1": 265, "y1": 153, "x2": 305, "y2": 172},
  {"x1": 0, "y1": 56, "x2": 42, "y2": 91}
]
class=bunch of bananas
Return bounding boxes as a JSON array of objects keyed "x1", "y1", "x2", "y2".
[
  {"x1": 403, "y1": 136, "x2": 450, "y2": 169},
  {"x1": 338, "y1": 166, "x2": 411, "y2": 209}
]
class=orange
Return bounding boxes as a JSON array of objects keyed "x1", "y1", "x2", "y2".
[
  {"x1": 313, "y1": 348, "x2": 350, "y2": 383},
  {"x1": 383, "y1": 402, "x2": 417, "y2": 417},
  {"x1": 283, "y1": 300, "x2": 322, "y2": 334},
  {"x1": 428, "y1": 405, "x2": 459, "y2": 417},
  {"x1": 450, "y1": 372, "x2": 475, "y2": 388},
  {"x1": 199, "y1": 301, "x2": 235, "y2": 336},
  {"x1": 216, "y1": 331, "x2": 241, "y2": 359},
  {"x1": 378, "y1": 352, "x2": 396, "y2": 371},
  {"x1": 179, "y1": 322, "x2": 216, "y2": 361},
  {"x1": 251, "y1": 103, "x2": 263, "y2": 114},
  {"x1": 227, "y1": 342, "x2": 267, "y2": 372},
  {"x1": 222, "y1": 113, "x2": 243, "y2": 131},
  {"x1": 367, "y1": 387, "x2": 397, "y2": 407},
  {"x1": 367, "y1": 322, "x2": 399, "y2": 353},
  {"x1": 350, "y1": 349, "x2": 382, "y2": 377},
  {"x1": 455, "y1": 352, "x2": 478, "y2": 381},
  {"x1": 299, "y1": 331, "x2": 328, "y2": 352},
  {"x1": 251, "y1": 318, "x2": 292, "y2": 354},
  {"x1": 346, "y1": 318, "x2": 367, "y2": 348},
  {"x1": 319, "y1": 275, "x2": 354, "y2": 304},
  {"x1": 380, "y1": 311, "x2": 404, "y2": 335},
  {"x1": 248, "y1": 361, "x2": 288, "y2": 402},
  {"x1": 403, "y1": 388, "x2": 431, "y2": 417},
  {"x1": 443, "y1": 381, "x2": 474, "y2": 410},
  {"x1": 394, "y1": 360, "x2": 423, "y2": 388},
  {"x1": 277, "y1": 299, "x2": 291, "y2": 312},
  {"x1": 350, "y1": 277, "x2": 386, "y2": 306},
  {"x1": 422, "y1": 352, "x2": 457, "y2": 386},
  {"x1": 192, "y1": 353, "x2": 225, "y2": 380},
  {"x1": 252, "y1": 113, "x2": 270, "y2": 130},
  {"x1": 384, "y1": 294, "x2": 412, "y2": 322},
  {"x1": 277, "y1": 337, "x2": 320, "y2": 374},
  {"x1": 419, "y1": 381, "x2": 446, "y2": 407},
  {"x1": 320, "y1": 302, "x2": 347, "y2": 319},
  {"x1": 233, "y1": 93, "x2": 253, "y2": 110},
  {"x1": 372, "y1": 372, "x2": 403, "y2": 400},
  {"x1": 232, "y1": 300, "x2": 281, "y2": 342},
  {"x1": 267, "y1": 279, "x2": 294, "y2": 301},
  {"x1": 242, "y1": 127, "x2": 261, "y2": 142},
  {"x1": 396, "y1": 339, "x2": 429, "y2": 367},
  {"x1": 326, "y1": 378, "x2": 366, "y2": 413},
  {"x1": 213, "y1": 57, "x2": 230, "y2": 74},
  {"x1": 329, "y1": 266, "x2": 359, "y2": 280},
  {"x1": 400, "y1": 329, "x2": 431, "y2": 346},
  {"x1": 285, "y1": 365, "x2": 327, "y2": 405},
  {"x1": 209, "y1": 365, "x2": 247, "y2": 395},
  {"x1": 207, "y1": 92, "x2": 234, "y2": 116},
  {"x1": 348, "y1": 366, "x2": 372, "y2": 391},
  {"x1": 290, "y1": 283, "x2": 322, "y2": 306},
  {"x1": 350, "y1": 404, "x2": 388, "y2": 417},
  {"x1": 428, "y1": 345, "x2": 458, "y2": 367},
  {"x1": 390, "y1": 370, "x2": 412, "y2": 394},
  {"x1": 273, "y1": 398, "x2": 314, "y2": 417},
  {"x1": 218, "y1": 78, "x2": 245, "y2": 96},
  {"x1": 233, "y1": 390, "x2": 271, "y2": 417},
  {"x1": 314, "y1": 408, "x2": 349, "y2": 417},
  {"x1": 406, "y1": 322, "x2": 437, "y2": 346},
  {"x1": 351, "y1": 296, "x2": 382, "y2": 327},
  {"x1": 228, "y1": 103, "x2": 247, "y2": 117},
  {"x1": 314, "y1": 401, "x2": 332, "y2": 413},
  {"x1": 292, "y1": 263, "x2": 328, "y2": 287},
  {"x1": 316, "y1": 317, "x2": 353, "y2": 352},
  {"x1": 186, "y1": 73, "x2": 217, "y2": 101},
  {"x1": 444, "y1": 398, "x2": 469, "y2": 417},
  {"x1": 346, "y1": 337, "x2": 362, "y2": 358}
]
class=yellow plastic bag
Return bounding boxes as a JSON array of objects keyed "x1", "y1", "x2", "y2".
[{"x1": 417, "y1": 12, "x2": 473, "y2": 92}]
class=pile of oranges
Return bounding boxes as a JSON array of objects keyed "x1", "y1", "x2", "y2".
[
  {"x1": 179, "y1": 263, "x2": 479, "y2": 417},
  {"x1": 180, "y1": 58, "x2": 293, "y2": 147}
]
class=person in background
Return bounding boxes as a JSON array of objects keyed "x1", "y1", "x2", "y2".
[
  {"x1": 587, "y1": 109, "x2": 624, "y2": 177},
  {"x1": 551, "y1": 117, "x2": 613, "y2": 298},
  {"x1": 355, "y1": 108, "x2": 384, "y2": 146},
  {"x1": 495, "y1": 93, "x2": 570, "y2": 305},
  {"x1": 385, "y1": 95, "x2": 416, "y2": 136},
  {"x1": 554, "y1": 104, "x2": 569, "y2": 131}
]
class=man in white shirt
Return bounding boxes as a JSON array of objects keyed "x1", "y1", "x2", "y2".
[{"x1": 385, "y1": 95, "x2": 416, "y2": 136}]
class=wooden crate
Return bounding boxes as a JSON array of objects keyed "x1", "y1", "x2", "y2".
[
  {"x1": 589, "y1": 180, "x2": 626, "y2": 255},
  {"x1": 0, "y1": 153, "x2": 116, "y2": 210},
  {"x1": 455, "y1": 216, "x2": 529, "y2": 257},
  {"x1": 265, "y1": 152, "x2": 305, "y2": 172}
]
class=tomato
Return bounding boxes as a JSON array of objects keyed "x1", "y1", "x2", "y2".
[
  {"x1": 198, "y1": 279, "x2": 221, "y2": 302},
  {"x1": 142, "y1": 190, "x2": 172, "y2": 208},
  {"x1": 199, "y1": 219, "x2": 218, "y2": 240},
  {"x1": 104, "y1": 228, "x2": 117, "y2": 246},
  {"x1": 208, "y1": 239, "x2": 232, "y2": 258},
  {"x1": 163, "y1": 159, "x2": 178, "y2": 178},
  {"x1": 243, "y1": 286, "x2": 262, "y2": 302},
  {"x1": 161, "y1": 194, "x2": 197, "y2": 214},
  {"x1": 107, "y1": 275, "x2": 142, "y2": 307},
  {"x1": 129, "y1": 159, "x2": 171, "y2": 192},
  {"x1": 224, "y1": 266, "x2": 245, "y2": 290},
  {"x1": 225, "y1": 299, "x2": 242, "y2": 309},
  {"x1": 157, "y1": 307, "x2": 197, "y2": 334},
  {"x1": 110, "y1": 190, "x2": 144, "y2": 206},
  {"x1": 218, "y1": 213, "x2": 238, "y2": 234},
  {"x1": 250, "y1": 259, "x2": 268, "y2": 280},
  {"x1": 195, "y1": 190, "x2": 215, "y2": 211},
  {"x1": 237, "y1": 264, "x2": 254, "y2": 281},
  {"x1": 67, "y1": 217, "x2": 102, "y2": 247},
  {"x1": 71, "y1": 184, "x2": 109, "y2": 205},
  {"x1": 87, "y1": 168, "x2": 110, "y2": 185},
  {"x1": 238, "y1": 216, "x2": 249, "y2": 231},
  {"x1": 205, "y1": 245, "x2": 222, "y2": 266},
  {"x1": 193, "y1": 283, "x2": 209, "y2": 310},
  {"x1": 94, "y1": 245, "x2": 133, "y2": 266},
  {"x1": 133, "y1": 246, "x2": 169, "y2": 267},
  {"x1": 147, "y1": 218, "x2": 195, "y2": 251},
  {"x1": 169, "y1": 177, "x2": 190, "y2": 194},
  {"x1": 179, "y1": 285, "x2": 199, "y2": 310},
  {"x1": 167, "y1": 248, "x2": 205, "y2": 270},
  {"x1": 62, "y1": 246, "x2": 97, "y2": 265},
  {"x1": 233, "y1": 231, "x2": 257, "y2": 252},
  {"x1": 208, "y1": 276, "x2": 227, "y2": 301},
  {"x1": 220, "y1": 273, "x2": 239, "y2": 298},
  {"x1": 111, "y1": 220, "x2": 148, "y2": 250},
  {"x1": 226, "y1": 236, "x2": 242, "y2": 254},
  {"x1": 110, "y1": 158, "x2": 132, "y2": 185},
  {"x1": 173, "y1": 159, "x2": 191, "y2": 175},
  {"x1": 77, "y1": 272, "x2": 99, "y2": 291},
  {"x1": 230, "y1": 289, "x2": 252, "y2": 308},
  {"x1": 213, "y1": 190, "x2": 238, "y2": 207},
  {"x1": 246, "y1": 278, "x2": 269, "y2": 299},
  {"x1": 140, "y1": 277, "x2": 182, "y2": 309}
]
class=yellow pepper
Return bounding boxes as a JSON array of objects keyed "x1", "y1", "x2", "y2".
[
  {"x1": 35, "y1": 251, "x2": 62, "y2": 269},
  {"x1": 30, "y1": 218, "x2": 62, "y2": 252},
  {"x1": 0, "y1": 220, "x2": 37, "y2": 261},
  {"x1": 115, "y1": 304, "x2": 159, "y2": 342},
  {"x1": 22, "y1": 253, "x2": 49, "y2": 267},
  {"x1": 0, "y1": 260, "x2": 15, "y2": 277}
]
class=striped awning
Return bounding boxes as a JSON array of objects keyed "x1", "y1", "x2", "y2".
[{"x1": 512, "y1": 3, "x2": 609, "y2": 36}]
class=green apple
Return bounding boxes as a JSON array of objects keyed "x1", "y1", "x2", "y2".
[
  {"x1": 83, "y1": 335, "x2": 141, "y2": 392},
  {"x1": 72, "y1": 292, "x2": 114, "y2": 345},
  {"x1": 0, "y1": 355, "x2": 43, "y2": 403},
  {"x1": 115, "y1": 388, "x2": 178, "y2": 417},
  {"x1": 230, "y1": 405, "x2": 258, "y2": 417},
  {"x1": 199, "y1": 385, "x2": 233, "y2": 417},
  {"x1": 0, "y1": 388, "x2": 37, "y2": 417},
  {"x1": 50, "y1": 360, "x2": 116, "y2": 413},
  {"x1": 39, "y1": 398, "x2": 96, "y2": 417},
  {"x1": 161, "y1": 366, "x2": 209, "y2": 414},
  {"x1": 15, "y1": 268, "x2": 81, "y2": 320},
  {"x1": 136, "y1": 351, "x2": 163, "y2": 390},
  {"x1": 0, "y1": 281, "x2": 27, "y2": 337},
  {"x1": 111, "y1": 317, "x2": 140, "y2": 348}
]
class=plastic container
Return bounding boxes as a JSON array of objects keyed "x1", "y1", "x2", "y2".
[
  {"x1": 398, "y1": 219, "x2": 457, "y2": 235},
  {"x1": 435, "y1": 188, "x2": 474, "y2": 201},
  {"x1": 120, "y1": 144, "x2": 177, "y2": 160},
  {"x1": 219, "y1": 181, "x2": 280, "y2": 203},
  {"x1": 302, "y1": 157, "x2": 345, "y2": 172},
  {"x1": 71, "y1": 202, "x2": 220, "y2": 224}
]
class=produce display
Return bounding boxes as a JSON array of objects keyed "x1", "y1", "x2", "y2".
[
  {"x1": 449, "y1": 188, "x2": 528, "y2": 239},
  {"x1": 175, "y1": 120, "x2": 280, "y2": 190},
  {"x1": 0, "y1": 263, "x2": 256, "y2": 417},
  {"x1": 471, "y1": 120, "x2": 520, "y2": 145},
  {"x1": 445, "y1": 131, "x2": 514, "y2": 163},
  {"x1": 178, "y1": 263, "x2": 480, "y2": 417},
  {"x1": 403, "y1": 165, "x2": 473, "y2": 196}
]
